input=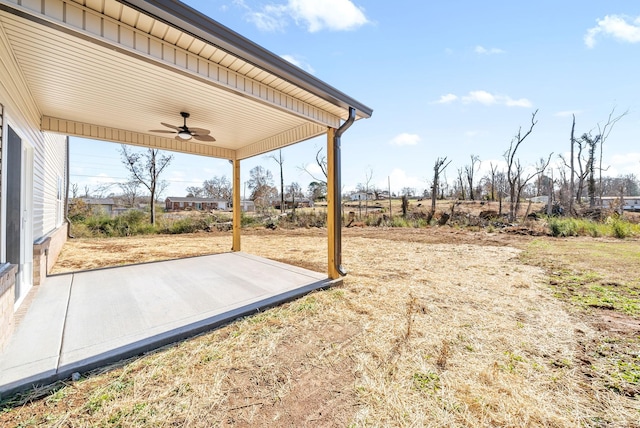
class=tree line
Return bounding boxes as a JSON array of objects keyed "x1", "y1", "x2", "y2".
[{"x1": 73, "y1": 108, "x2": 637, "y2": 225}]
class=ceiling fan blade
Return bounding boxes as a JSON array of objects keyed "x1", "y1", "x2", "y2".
[
  {"x1": 188, "y1": 127, "x2": 211, "y2": 135},
  {"x1": 193, "y1": 134, "x2": 216, "y2": 142},
  {"x1": 160, "y1": 122, "x2": 180, "y2": 130},
  {"x1": 149, "y1": 129, "x2": 177, "y2": 134}
]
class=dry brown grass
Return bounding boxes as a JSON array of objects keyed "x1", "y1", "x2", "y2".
[{"x1": 2, "y1": 228, "x2": 638, "y2": 427}]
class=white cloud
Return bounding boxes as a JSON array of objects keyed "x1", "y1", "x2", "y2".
[
  {"x1": 280, "y1": 54, "x2": 316, "y2": 74},
  {"x1": 390, "y1": 133, "x2": 421, "y2": 146},
  {"x1": 504, "y1": 97, "x2": 533, "y2": 108},
  {"x1": 607, "y1": 152, "x2": 640, "y2": 176},
  {"x1": 380, "y1": 168, "x2": 424, "y2": 193},
  {"x1": 437, "y1": 90, "x2": 532, "y2": 108},
  {"x1": 289, "y1": 0, "x2": 369, "y2": 32},
  {"x1": 585, "y1": 15, "x2": 640, "y2": 48},
  {"x1": 475, "y1": 45, "x2": 505, "y2": 55},
  {"x1": 465, "y1": 130, "x2": 481, "y2": 138},
  {"x1": 462, "y1": 90, "x2": 497, "y2": 106},
  {"x1": 233, "y1": 0, "x2": 287, "y2": 32},
  {"x1": 435, "y1": 93, "x2": 458, "y2": 104},
  {"x1": 238, "y1": 0, "x2": 369, "y2": 33}
]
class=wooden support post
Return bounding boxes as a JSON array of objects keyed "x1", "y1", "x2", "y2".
[
  {"x1": 232, "y1": 158, "x2": 241, "y2": 252},
  {"x1": 327, "y1": 127, "x2": 339, "y2": 279}
]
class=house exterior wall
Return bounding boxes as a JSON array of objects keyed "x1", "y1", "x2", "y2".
[{"x1": 0, "y1": 21, "x2": 68, "y2": 339}]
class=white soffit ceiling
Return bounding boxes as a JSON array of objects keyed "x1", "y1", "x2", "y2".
[{"x1": 0, "y1": 0, "x2": 371, "y2": 159}]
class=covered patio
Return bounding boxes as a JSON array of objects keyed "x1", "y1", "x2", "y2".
[
  {"x1": 0, "y1": 252, "x2": 337, "y2": 397},
  {"x1": 0, "y1": 0, "x2": 371, "y2": 396},
  {"x1": 0, "y1": 0, "x2": 371, "y2": 279}
]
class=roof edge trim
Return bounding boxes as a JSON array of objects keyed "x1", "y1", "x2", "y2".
[{"x1": 117, "y1": 0, "x2": 372, "y2": 119}]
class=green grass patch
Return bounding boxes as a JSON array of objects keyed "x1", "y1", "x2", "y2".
[
  {"x1": 412, "y1": 371, "x2": 440, "y2": 393},
  {"x1": 521, "y1": 238, "x2": 640, "y2": 316},
  {"x1": 547, "y1": 216, "x2": 639, "y2": 239}
]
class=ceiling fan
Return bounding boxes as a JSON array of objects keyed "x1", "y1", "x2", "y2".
[{"x1": 149, "y1": 112, "x2": 215, "y2": 142}]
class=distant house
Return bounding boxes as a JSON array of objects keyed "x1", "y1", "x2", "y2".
[
  {"x1": 76, "y1": 198, "x2": 116, "y2": 216},
  {"x1": 377, "y1": 190, "x2": 390, "y2": 200},
  {"x1": 165, "y1": 197, "x2": 229, "y2": 211},
  {"x1": 350, "y1": 192, "x2": 374, "y2": 201},
  {"x1": 601, "y1": 196, "x2": 640, "y2": 212}
]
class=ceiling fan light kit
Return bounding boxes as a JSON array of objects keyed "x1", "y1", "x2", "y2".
[
  {"x1": 149, "y1": 112, "x2": 216, "y2": 142},
  {"x1": 177, "y1": 130, "x2": 192, "y2": 140}
]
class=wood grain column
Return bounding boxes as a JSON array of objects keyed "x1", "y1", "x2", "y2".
[
  {"x1": 232, "y1": 159, "x2": 241, "y2": 252},
  {"x1": 326, "y1": 127, "x2": 339, "y2": 279}
]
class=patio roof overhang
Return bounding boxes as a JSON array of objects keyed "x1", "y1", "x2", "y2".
[{"x1": 0, "y1": 0, "x2": 372, "y2": 160}]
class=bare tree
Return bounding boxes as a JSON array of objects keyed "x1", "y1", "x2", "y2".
[
  {"x1": 248, "y1": 165, "x2": 276, "y2": 212},
  {"x1": 185, "y1": 186, "x2": 204, "y2": 197},
  {"x1": 307, "y1": 181, "x2": 326, "y2": 201},
  {"x1": 267, "y1": 150, "x2": 285, "y2": 213},
  {"x1": 489, "y1": 162, "x2": 499, "y2": 202},
  {"x1": 300, "y1": 147, "x2": 328, "y2": 185},
  {"x1": 582, "y1": 133, "x2": 602, "y2": 208},
  {"x1": 597, "y1": 108, "x2": 628, "y2": 204},
  {"x1": 202, "y1": 175, "x2": 232, "y2": 200},
  {"x1": 119, "y1": 180, "x2": 141, "y2": 207},
  {"x1": 120, "y1": 145, "x2": 173, "y2": 224},
  {"x1": 93, "y1": 182, "x2": 115, "y2": 199},
  {"x1": 286, "y1": 182, "x2": 303, "y2": 213},
  {"x1": 431, "y1": 157, "x2": 451, "y2": 212},
  {"x1": 456, "y1": 167, "x2": 466, "y2": 200},
  {"x1": 155, "y1": 180, "x2": 170, "y2": 203},
  {"x1": 70, "y1": 183, "x2": 79, "y2": 199},
  {"x1": 495, "y1": 170, "x2": 507, "y2": 215},
  {"x1": 504, "y1": 110, "x2": 551, "y2": 221},
  {"x1": 464, "y1": 155, "x2": 481, "y2": 200},
  {"x1": 356, "y1": 168, "x2": 374, "y2": 217},
  {"x1": 569, "y1": 114, "x2": 575, "y2": 214},
  {"x1": 534, "y1": 157, "x2": 549, "y2": 197}
]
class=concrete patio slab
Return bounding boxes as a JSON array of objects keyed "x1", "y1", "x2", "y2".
[{"x1": 0, "y1": 253, "x2": 337, "y2": 399}]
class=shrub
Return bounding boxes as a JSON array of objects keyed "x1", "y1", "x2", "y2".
[
  {"x1": 391, "y1": 216, "x2": 409, "y2": 228},
  {"x1": 608, "y1": 217, "x2": 631, "y2": 239},
  {"x1": 168, "y1": 218, "x2": 199, "y2": 234},
  {"x1": 548, "y1": 218, "x2": 578, "y2": 237}
]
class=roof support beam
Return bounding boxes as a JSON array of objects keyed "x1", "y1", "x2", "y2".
[
  {"x1": 232, "y1": 158, "x2": 241, "y2": 252},
  {"x1": 41, "y1": 116, "x2": 236, "y2": 159}
]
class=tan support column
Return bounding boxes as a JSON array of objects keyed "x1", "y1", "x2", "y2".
[
  {"x1": 327, "y1": 127, "x2": 339, "y2": 279},
  {"x1": 232, "y1": 159, "x2": 241, "y2": 252}
]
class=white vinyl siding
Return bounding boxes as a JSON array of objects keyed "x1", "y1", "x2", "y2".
[
  {"x1": 0, "y1": 20, "x2": 66, "y2": 242},
  {"x1": 32, "y1": 132, "x2": 66, "y2": 238}
]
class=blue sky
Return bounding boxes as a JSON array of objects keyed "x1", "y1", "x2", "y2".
[{"x1": 71, "y1": 0, "x2": 640, "y2": 198}]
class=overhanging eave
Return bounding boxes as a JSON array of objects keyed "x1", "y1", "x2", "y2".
[{"x1": 42, "y1": 116, "x2": 237, "y2": 159}]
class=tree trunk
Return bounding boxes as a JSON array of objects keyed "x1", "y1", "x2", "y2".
[{"x1": 569, "y1": 115, "x2": 575, "y2": 214}]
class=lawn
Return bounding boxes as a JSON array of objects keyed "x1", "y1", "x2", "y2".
[{"x1": 1, "y1": 228, "x2": 638, "y2": 427}]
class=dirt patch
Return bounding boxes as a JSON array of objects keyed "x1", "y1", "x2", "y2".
[{"x1": 596, "y1": 313, "x2": 640, "y2": 334}]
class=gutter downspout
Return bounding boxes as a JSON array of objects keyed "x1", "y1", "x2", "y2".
[
  {"x1": 332, "y1": 107, "x2": 356, "y2": 276},
  {"x1": 64, "y1": 137, "x2": 74, "y2": 238}
]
